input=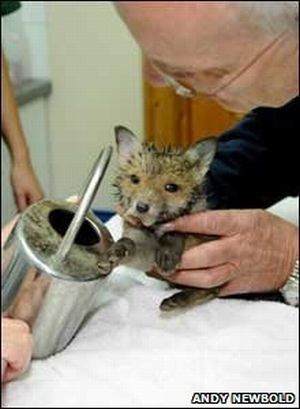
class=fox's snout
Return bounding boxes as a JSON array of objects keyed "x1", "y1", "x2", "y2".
[{"x1": 136, "y1": 202, "x2": 150, "y2": 214}]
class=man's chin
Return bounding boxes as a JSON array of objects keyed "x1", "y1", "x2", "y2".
[
  {"x1": 209, "y1": 95, "x2": 253, "y2": 114},
  {"x1": 215, "y1": 98, "x2": 250, "y2": 114}
]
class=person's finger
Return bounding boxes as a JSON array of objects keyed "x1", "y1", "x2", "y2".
[
  {"x1": 1, "y1": 319, "x2": 33, "y2": 382},
  {"x1": 24, "y1": 192, "x2": 36, "y2": 207},
  {"x1": 1, "y1": 215, "x2": 19, "y2": 244},
  {"x1": 167, "y1": 263, "x2": 239, "y2": 288},
  {"x1": 161, "y1": 209, "x2": 255, "y2": 236},
  {"x1": 3, "y1": 342, "x2": 32, "y2": 382},
  {"x1": 218, "y1": 271, "x2": 271, "y2": 297},
  {"x1": 16, "y1": 192, "x2": 27, "y2": 212},
  {"x1": 29, "y1": 191, "x2": 43, "y2": 204},
  {"x1": 179, "y1": 236, "x2": 238, "y2": 269}
]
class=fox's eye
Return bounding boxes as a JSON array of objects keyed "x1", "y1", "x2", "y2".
[
  {"x1": 130, "y1": 175, "x2": 140, "y2": 184},
  {"x1": 165, "y1": 183, "x2": 179, "y2": 192}
]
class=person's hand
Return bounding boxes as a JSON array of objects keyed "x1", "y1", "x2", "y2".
[
  {"x1": 10, "y1": 160, "x2": 44, "y2": 211},
  {"x1": 1, "y1": 216, "x2": 19, "y2": 244},
  {"x1": 2, "y1": 220, "x2": 34, "y2": 383},
  {"x1": 1, "y1": 318, "x2": 33, "y2": 383},
  {"x1": 160, "y1": 209, "x2": 299, "y2": 296}
]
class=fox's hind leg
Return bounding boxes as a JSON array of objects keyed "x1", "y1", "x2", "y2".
[{"x1": 160, "y1": 287, "x2": 220, "y2": 311}]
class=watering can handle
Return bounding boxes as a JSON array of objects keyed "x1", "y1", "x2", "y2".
[{"x1": 53, "y1": 145, "x2": 113, "y2": 265}]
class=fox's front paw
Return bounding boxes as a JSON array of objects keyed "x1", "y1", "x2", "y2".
[
  {"x1": 155, "y1": 246, "x2": 181, "y2": 275},
  {"x1": 97, "y1": 253, "x2": 114, "y2": 276},
  {"x1": 97, "y1": 238, "x2": 135, "y2": 275},
  {"x1": 155, "y1": 232, "x2": 185, "y2": 275}
]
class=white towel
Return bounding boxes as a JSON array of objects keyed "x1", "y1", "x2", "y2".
[{"x1": 3, "y1": 200, "x2": 298, "y2": 408}]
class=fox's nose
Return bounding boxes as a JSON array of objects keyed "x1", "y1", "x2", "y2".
[{"x1": 136, "y1": 202, "x2": 149, "y2": 214}]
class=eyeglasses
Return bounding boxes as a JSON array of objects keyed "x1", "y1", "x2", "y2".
[
  {"x1": 151, "y1": 64, "x2": 197, "y2": 98},
  {"x1": 150, "y1": 31, "x2": 287, "y2": 101},
  {"x1": 210, "y1": 32, "x2": 288, "y2": 98}
]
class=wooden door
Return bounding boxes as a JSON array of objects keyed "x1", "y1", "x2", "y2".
[{"x1": 144, "y1": 81, "x2": 243, "y2": 148}]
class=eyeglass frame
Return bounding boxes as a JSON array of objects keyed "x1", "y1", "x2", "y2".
[{"x1": 150, "y1": 31, "x2": 287, "y2": 100}]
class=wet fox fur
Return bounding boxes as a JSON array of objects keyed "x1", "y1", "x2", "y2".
[{"x1": 96, "y1": 126, "x2": 220, "y2": 311}]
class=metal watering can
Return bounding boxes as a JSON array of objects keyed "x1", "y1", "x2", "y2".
[{"x1": 2, "y1": 146, "x2": 114, "y2": 359}]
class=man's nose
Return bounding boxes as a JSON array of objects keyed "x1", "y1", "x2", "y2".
[
  {"x1": 144, "y1": 59, "x2": 167, "y2": 87},
  {"x1": 136, "y1": 202, "x2": 149, "y2": 214}
]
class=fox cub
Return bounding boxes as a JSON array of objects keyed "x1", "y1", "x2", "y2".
[{"x1": 97, "y1": 126, "x2": 220, "y2": 310}]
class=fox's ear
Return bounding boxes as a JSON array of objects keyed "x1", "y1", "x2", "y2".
[
  {"x1": 114, "y1": 126, "x2": 141, "y2": 165},
  {"x1": 185, "y1": 137, "x2": 217, "y2": 174}
]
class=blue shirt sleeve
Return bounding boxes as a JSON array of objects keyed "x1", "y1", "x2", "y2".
[{"x1": 206, "y1": 96, "x2": 299, "y2": 209}]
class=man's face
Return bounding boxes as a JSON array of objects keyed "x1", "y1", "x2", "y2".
[{"x1": 116, "y1": 2, "x2": 298, "y2": 113}]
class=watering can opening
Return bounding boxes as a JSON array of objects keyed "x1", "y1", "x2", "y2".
[{"x1": 48, "y1": 208, "x2": 101, "y2": 247}]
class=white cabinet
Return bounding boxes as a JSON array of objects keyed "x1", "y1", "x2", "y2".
[{"x1": 1, "y1": 96, "x2": 52, "y2": 226}]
